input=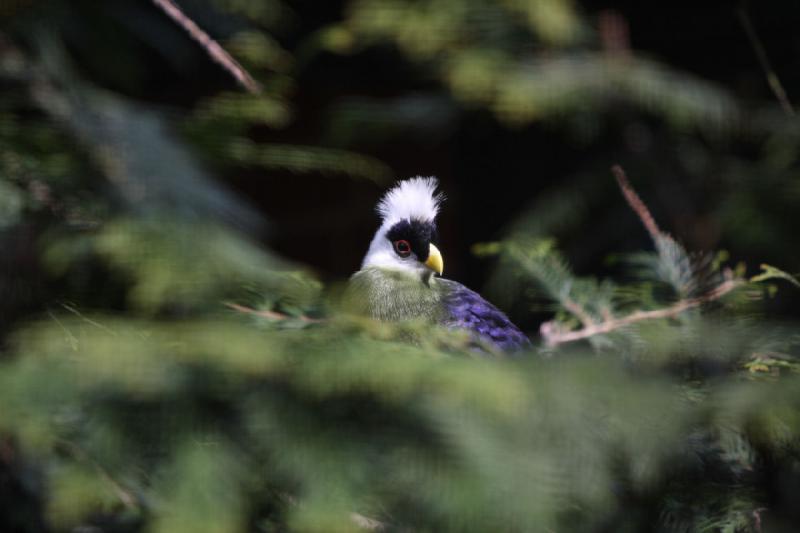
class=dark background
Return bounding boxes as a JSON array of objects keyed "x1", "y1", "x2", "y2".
[
  {"x1": 139, "y1": 2, "x2": 799, "y2": 273},
  {"x1": 3, "y1": 3, "x2": 800, "y2": 532},
  {"x1": 4, "y1": 0, "x2": 800, "y2": 325}
]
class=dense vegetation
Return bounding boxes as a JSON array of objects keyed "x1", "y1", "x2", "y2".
[{"x1": 1, "y1": 1, "x2": 800, "y2": 531}]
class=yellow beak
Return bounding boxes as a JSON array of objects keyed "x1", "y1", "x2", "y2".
[{"x1": 424, "y1": 243, "x2": 444, "y2": 275}]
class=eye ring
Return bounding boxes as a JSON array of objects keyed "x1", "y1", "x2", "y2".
[{"x1": 393, "y1": 239, "x2": 412, "y2": 258}]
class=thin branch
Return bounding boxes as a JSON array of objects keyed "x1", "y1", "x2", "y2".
[
  {"x1": 539, "y1": 167, "x2": 746, "y2": 347},
  {"x1": 541, "y1": 276, "x2": 743, "y2": 346},
  {"x1": 351, "y1": 512, "x2": 387, "y2": 531},
  {"x1": 224, "y1": 302, "x2": 322, "y2": 323},
  {"x1": 737, "y1": 3, "x2": 794, "y2": 116},
  {"x1": 151, "y1": 0, "x2": 261, "y2": 93},
  {"x1": 60, "y1": 302, "x2": 118, "y2": 335},
  {"x1": 58, "y1": 439, "x2": 138, "y2": 510},
  {"x1": 47, "y1": 309, "x2": 79, "y2": 350},
  {"x1": 561, "y1": 296, "x2": 596, "y2": 327},
  {"x1": 753, "y1": 507, "x2": 767, "y2": 533},
  {"x1": 611, "y1": 164, "x2": 662, "y2": 242}
]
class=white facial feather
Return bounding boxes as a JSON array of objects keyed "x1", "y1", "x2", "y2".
[
  {"x1": 361, "y1": 177, "x2": 443, "y2": 273},
  {"x1": 376, "y1": 176, "x2": 443, "y2": 225}
]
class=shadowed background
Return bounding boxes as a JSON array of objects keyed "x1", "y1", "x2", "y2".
[{"x1": 2, "y1": 1, "x2": 800, "y2": 532}]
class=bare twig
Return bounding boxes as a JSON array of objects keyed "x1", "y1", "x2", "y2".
[
  {"x1": 539, "y1": 166, "x2": 745, "y2": 347},
  {"x1": 541, "y1": 276, "x2": 742, "y2": 346},
  {"x1": 561, "y1": 296, "x2": 596, "y2": 327},
  {"x1": 58, "y1": 439, "x2": 138, "y2": 510},
  {"x1": 151, "y1": 0, "x2": 261, "y2": 93},
  {"x1": 60, "y1": 302, "x2": 118, "y2": 335},
  {"x1": 224, "y1": 302, "x2": 322, "y2": 323},
  {"x1": 737, "y1": 3, "x2": 794, "y2": 116},
  {"x1": 47, "y1": 309, "x2": 79, "y2": 350},
  {"x1": 351, "y1": 512, "x2": 387, "y2": 531},
  {"x1": 753, "y1": 507, "x2": 767, "y2": 533},
  {"x1": 611, "y1": 164, "x2": 662, "y2": 242}
]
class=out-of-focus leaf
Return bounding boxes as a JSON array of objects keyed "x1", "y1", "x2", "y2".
[
  {"x1": 45, "y1": 217, "x2": 320, "y2": 313},
  {"x1": 225, "y1": 31, "x2": 293, "y2": 72},
  {"x1": 227, "y1": 139, "x2": 391, "y2": 183},
  {"x1": 30, "y1": 34, "x2": 262, "y2": 230},
  {"x1": 750, "y1": 263, "x2": 800, "y2": 288},
  {"x1": 46, "y1": 462, "x2": 124, "y2": 529},
  {"x1": 150, "y1": 440, "x2": 247, "y2": 533},
  {"x1": 0, "y1": 180, "x2": 23, "y2": 228}
]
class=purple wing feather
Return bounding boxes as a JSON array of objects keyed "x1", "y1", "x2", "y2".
[{"x1": 438, "y1": 279, "x2": 530, "y2": 353}]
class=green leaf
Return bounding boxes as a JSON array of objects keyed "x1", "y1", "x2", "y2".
[{"x1": 750, "y1": 263, "x2": 800, "y2": 288}]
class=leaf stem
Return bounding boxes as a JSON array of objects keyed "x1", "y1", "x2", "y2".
[{"x1": 151, "y1": 0, "x2": 261, "y2": 93}]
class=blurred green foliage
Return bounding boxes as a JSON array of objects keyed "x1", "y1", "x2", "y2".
[
  {"x1": 1, "y1": 1, "x2": 800, "y2": 532},
  {"x1": 331, "y1": 0, "x2": 736, "y2": 129}
]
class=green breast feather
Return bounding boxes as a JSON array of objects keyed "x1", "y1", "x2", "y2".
[
  {"x1": 347, "y1": 266, "x2": 530, "y2": 352},
  {"x1": 346, "y1": 267, "x2": 444, "y2": 322}
]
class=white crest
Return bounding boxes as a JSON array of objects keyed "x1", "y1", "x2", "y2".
[
  {"x1": 377, "y1": 176, "x2": 443, "y2": 224},
  {"x1": 360, "y1": 176, "x2": 444, "y2": 273}
]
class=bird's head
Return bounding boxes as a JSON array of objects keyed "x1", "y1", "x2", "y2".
[{"x1": 361, "y1": 176, "x2": 445, "y2": 279}]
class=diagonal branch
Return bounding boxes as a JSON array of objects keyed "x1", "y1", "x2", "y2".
[
  {"x1": 541, "y1": 275, "x2": 743, "y2": 346},
  {"x1": 151, "y1": 0, "x2": 261, "y2": 93},
  {"x1": 561, "y1": 295, "x2": 596, "y2": 328},
  {"x1": 611, "y1": 164, "x2": 662, "y2": 242},
  {"x1": 737, "y1": 3, "x2": 794, "y2": 116},
  {"x1": 58, "y1": 439, "x2": 139, "y2": 510},
  {"x1": 224, "y1": 302, "x2": 322, "y2": 323},
  {"x1": 539, "y1": 166, "x2": 745, "y2": 347}
]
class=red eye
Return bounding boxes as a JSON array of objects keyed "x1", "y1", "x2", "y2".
[{"x1": 393, "y1": 239, "x2": 412, "y2": 257}]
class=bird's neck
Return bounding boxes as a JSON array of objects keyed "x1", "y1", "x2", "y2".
[{"x1": 347, "y1": 266, "x2": 442, "y2": 322}]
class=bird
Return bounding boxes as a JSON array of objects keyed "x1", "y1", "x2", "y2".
[{"x1": 348, "y1": 176, "x2": 529, "y2": 353}]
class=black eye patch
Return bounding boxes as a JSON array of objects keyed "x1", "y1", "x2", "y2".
[{"x1": 386, "y1": 219, "x2": 437, "y2": 261}]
